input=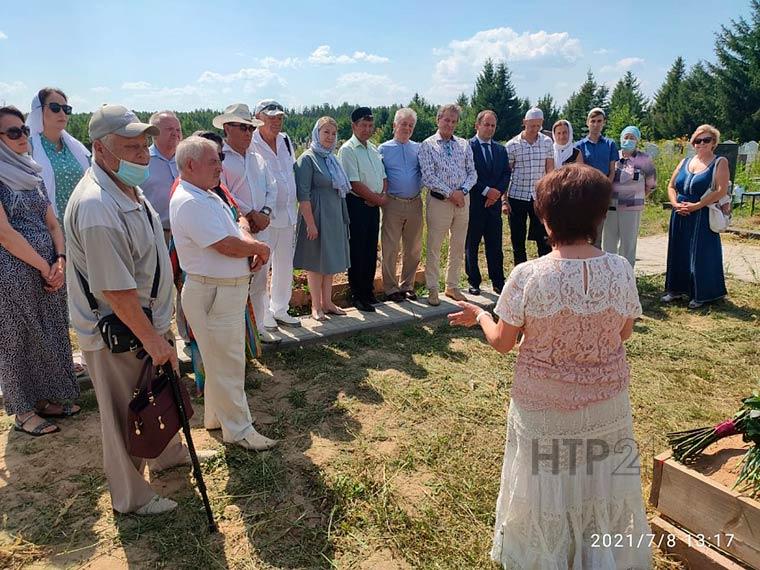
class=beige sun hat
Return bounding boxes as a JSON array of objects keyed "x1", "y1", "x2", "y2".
[{"x1": 212, "y1": 103, "x2": 264, "y2": 129}]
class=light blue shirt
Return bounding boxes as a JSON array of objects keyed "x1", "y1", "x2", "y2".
[
  {"x1": 378, "y1": 139, "x2": 422, "y2": 199},
  {"x1": 142, "y1": 144, "x2": 178, "y2": 229}
]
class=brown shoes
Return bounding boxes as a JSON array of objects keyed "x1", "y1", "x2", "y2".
[{"x1": 444, "y1": 288, "x2": 466, "y2": 301}]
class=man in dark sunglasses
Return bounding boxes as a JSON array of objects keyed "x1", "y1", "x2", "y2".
[{"x1": 212, "y1": 104, "x2": 281, "y2": 344}]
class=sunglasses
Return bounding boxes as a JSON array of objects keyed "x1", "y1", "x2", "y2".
[
  {"x1": 47, "y1": 102, "x2": 73, "y2": 115},
  {"x1": 218, "y1": 152, "x2": 225, "y2": 162},
  {"x1": 693, "y1": 136, "x2": 713, "y2": 145},
  {"x1": 262, "y1": 103, "x2": 284, "y2": 112},
  {"x1": 228, "y1": 122, "x2": 255, "y2": 133},
  {"x1": 0, "y1": 125, "x2": 31, "y2": 140}
]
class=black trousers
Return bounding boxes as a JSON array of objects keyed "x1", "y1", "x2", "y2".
[
  {"x1": 465, "y1": 193, "x2": 505, "y2": 290},
  {"x1": 508, "y1": 197, "x2": 551, "y2": 265},
  {"x1": 346, "y1": 194, "x2": 380, "y2": 300}
]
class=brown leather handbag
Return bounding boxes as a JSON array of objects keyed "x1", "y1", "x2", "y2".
[{"x1": 127, "y1": 358, "x2": 194, "y2": 459}]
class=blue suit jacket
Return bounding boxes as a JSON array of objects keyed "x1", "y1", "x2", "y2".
[{"x1": 469, "y1": 137, "x2": 511, "y2": 197}]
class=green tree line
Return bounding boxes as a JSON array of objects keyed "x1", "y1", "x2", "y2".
[{"x1": 63, "y1": 1, "x2": 759, "y2": 147}]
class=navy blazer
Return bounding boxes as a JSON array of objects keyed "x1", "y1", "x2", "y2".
[{"x1": 469, "y1": 137, "x2": 511, "y2": 196}]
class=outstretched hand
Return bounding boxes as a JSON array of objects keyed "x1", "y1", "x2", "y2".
[{"x1": 447, "y1": 301, "x2": 483, "y2": 327}]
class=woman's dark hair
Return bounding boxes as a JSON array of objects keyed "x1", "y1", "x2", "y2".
[
  {"x1": 534, "y1": 164, "x2": 612, "y2": 245},
  {"x1": 192, "y1": 130, "x2": 224, "y2": 149},
  {"x1": 0, "y1": 105, "x2": 25, "y2": 123},
  {"x1": 37, "y1": 87, "x2": 67, "y2": 106}
]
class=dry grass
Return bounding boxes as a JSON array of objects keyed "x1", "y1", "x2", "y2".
[{"x1": 1, "y1": 271, "x2": 759, "y2": 568}]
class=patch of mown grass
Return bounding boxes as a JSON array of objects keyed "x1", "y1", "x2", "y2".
[{"x1": 3, "y1": 275, "x2": 758, "y2": 569}]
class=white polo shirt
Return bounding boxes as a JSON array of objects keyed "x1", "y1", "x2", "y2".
[{"x1": 169, "y1": 180, "x2": 249, "y2": 278}]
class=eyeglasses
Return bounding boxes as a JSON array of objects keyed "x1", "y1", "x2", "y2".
[
  {"x1": 47, "y1": 102, "x2": 73, "y2": 115},
  {"x1": 262, "y1": 103, "x2": 284, "y2": 113},
  {"x1": 0, "y1": 125, "x2": 31, "y2": 140},
  {"x1": 218, "y1": 152, "x2": 225, "y2": 162},
  {"x1": 228, "y1": 122, "x2": 255, "y2": 133},
  {"x1": 693, "y1": 136, "x2": 713, "y2": 145}
]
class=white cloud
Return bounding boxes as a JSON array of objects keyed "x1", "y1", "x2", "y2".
[
  {"x1": 0, "y1": 31, "x2": 7, "y2": 40},
  {"x1": 600, "y1": 57, "x2": 645, "y2": 73},
  {"x1": 0, "y1": 80, "x2": 26, "y2": 95},
  {"x1": 308, "y1": 45, "x2": 389, "y2": 65},
  {"x1": 90, "y1": 86, "x2": 111, "y2": 94},
  {"x1": 430, "y1": 27, "x2": 583, "y2": 99},
  {"x1": 122, "y1": 81, "x2": 152, "y2": 90},
  {"x1": 594, "y1": 48, "x2": 612, "y2": 55},
  {"x1": 258, "y1": 56, "x2": 302, "y2": 69},
  {"x1": 321, "y1": 72, "x2": 409, "y2": 106},
  {"x1": 197, "y1": 67, "x2": 285, "y2": 88}
]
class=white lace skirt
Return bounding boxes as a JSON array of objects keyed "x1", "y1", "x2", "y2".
[{"x1": 491, "y1": 390, "x2": 652, "y2": 569}]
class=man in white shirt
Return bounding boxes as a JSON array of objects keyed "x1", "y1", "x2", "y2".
[
  {"x1": 213, "y1": 103, "x2": 280, "y2": 344},
  {"x1": 170, "y1": 136, "x2": 276, "y2": 452},
  {"x1": 251, "y1": 99, "x2": 300, "y2": 328}
]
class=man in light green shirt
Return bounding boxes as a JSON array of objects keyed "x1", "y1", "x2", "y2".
[{"x1": 337, "y1": 107, "x2": 387, "y2": 312}]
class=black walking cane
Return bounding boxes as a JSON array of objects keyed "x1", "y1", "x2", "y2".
[{"x1": 163, "y1": 364, "x2": 217, "y2": 532}]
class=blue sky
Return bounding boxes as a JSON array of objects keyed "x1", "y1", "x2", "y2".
[{"x1": 0, "y1": 0, "x2": 751, "y2": 113}]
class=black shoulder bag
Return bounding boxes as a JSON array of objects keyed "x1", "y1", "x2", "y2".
[{"x1": 76, "y1": 204, "x2": 161, "y2": 353}]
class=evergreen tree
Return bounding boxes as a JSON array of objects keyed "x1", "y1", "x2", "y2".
[
  {"x1": 408, "y1": 93, "x2": 438, "y2": 141},
  {"x1": 680, "y1": 62, "x2": 722, "y2": 137},
  {"x1": 562, "y1": 71, "x2": 609, "y2": 135},
  {"x1": 609, "y1": 71, "x2": 646, "y2": 122},
  {"x1": 649, "y1": 56, "x2": 688, "y2": 139},
  {"x1": 455, "y1": 92, "x2": 474, "y2": 139},
  {"x1": 536, "y1": 93, "x2": 560, "y2": 128},
  {"x1": 470, "y1": 59, "x2": 521, "y2": 140},
  {"x1": 607, "y1": 103, "x2": 640, "y2": 142},
  {"x1": 711, "y1": 0, "x2": 760, "y2": 141}
]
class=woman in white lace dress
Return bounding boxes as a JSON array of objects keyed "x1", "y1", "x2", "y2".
[{"x1": 450, "y1": 164, "x2": 650, "y2": 569}]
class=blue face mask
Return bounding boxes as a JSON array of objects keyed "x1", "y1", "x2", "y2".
[
  {"x1": 104, "y1": 144, "x2": 150, "y2": 187},
  {"x1": 620, "y1": 139, "x2": 637, "y2": 152}
]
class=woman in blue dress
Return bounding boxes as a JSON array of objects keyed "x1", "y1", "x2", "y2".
[{"x1": 662, "y1": 125, "x2": 729, "y2": 309}]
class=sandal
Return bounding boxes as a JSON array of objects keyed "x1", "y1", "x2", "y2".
[
  {"x1": 36, "y1": 401, "x2": 81, "y2": 418},
  {"x1": 14, "y1": 414, "x2": 60, "y2": 437},
  {"x1": 74, "y1": 362, "x2": 89, "y2": 379}
]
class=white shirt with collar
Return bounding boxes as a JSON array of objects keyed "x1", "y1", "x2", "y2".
[
  {"x1": 220, "y1": 142, "x2": 277, "y2": 220},
  {"x1": 169, "y1": 179, "x2": 249, "y2": 279},
  {"x1": 250, "y1": 130, "x2": 297, "y2": 228}
]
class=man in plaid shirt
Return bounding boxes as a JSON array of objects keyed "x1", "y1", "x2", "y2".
[{"x1": 503, "y1": 107, "x2": 554, "y2": 265}]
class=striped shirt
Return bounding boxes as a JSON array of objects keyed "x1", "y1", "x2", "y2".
[
  {"x1": 505, "y1": 132, "x2": 553, "y2": 201},
  {"x1": 418, "y1": 132, "x2": 477, "y2": 197}
]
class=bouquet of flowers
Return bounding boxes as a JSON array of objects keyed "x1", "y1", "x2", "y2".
[{"x1": 666, "y1": 391, "x2": 760, "y2": 496}]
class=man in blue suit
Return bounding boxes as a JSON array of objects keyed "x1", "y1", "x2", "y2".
[{"x1": 465, "y1": 110, "x2": 510, "y2": 295}]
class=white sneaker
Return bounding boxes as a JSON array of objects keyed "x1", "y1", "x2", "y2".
[
  {"x1": 274, "y1": 312, "x2": 301, "y2": 327},
  {"x1": 258, "y1": 330, "x2": 282, "y2": 344},
  {"x1": 235, "y1": 428, "x2": 278, "y2": 451},
  {"x1": 135, "y1": 495, "x2": 177, "y2": 515},
  {"x1": 263, "y1": 313, "x2": 279, "y2": 331},
  {"x1": 661, "y1": 292, "x2": 684, "y2": 303}
]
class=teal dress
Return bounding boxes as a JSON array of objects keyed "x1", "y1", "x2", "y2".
[{"x1": 39, "y1": 135, "x2": 86, "y2": 218}]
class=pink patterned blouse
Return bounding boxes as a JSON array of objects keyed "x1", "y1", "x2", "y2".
[{"x1": 494, "y1": 253, "x2": 642, "y2": 411}]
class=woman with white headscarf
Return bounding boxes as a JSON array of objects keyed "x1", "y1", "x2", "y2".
[
  {"x1": 27, "y1": 87, "x2": 90, "y2": 219},
  {"x1": 293, "y1": 116, "x2": 351, "y2": 321},
  {"x1": 552, "y1": 119, "x2": 584, "y2": 167},
  {"x1": 0, "y1": 105, "x2": 80, "y2": 436}
]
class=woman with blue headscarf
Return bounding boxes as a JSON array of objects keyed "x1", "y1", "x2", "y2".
[
  {"x1": 293, "y1": 117, "x2": 352, "y2": 321},
  {"x1": 601, "y1": 125, "x2": 656, "y2": 267}
]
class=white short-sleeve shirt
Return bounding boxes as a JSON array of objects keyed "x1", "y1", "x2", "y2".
[{"x1": 169, "y1": 180, "x2": 250, "y2": 278}]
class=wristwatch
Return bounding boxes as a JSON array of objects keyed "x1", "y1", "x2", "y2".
[{"x1": 259, "y1": 206, "x2": 272, "y2": 216}]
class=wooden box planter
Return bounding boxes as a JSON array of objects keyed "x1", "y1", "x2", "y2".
[
  {"x1": 290, "y1": 267, "x2": 426, "y2": 309},
  {"x1": 649, "y1": 435, "x2": 760, "y2": 569}
]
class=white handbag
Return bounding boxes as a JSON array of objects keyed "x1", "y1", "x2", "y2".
[{"x1": 700, "y1": 156, "x2": 731, "y2": 233}]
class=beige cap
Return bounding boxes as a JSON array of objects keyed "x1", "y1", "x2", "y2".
[
  {"x1": 88, "y1": 104, "x2": 160, "y2": 141},
  {"x1": 212, "y1": 103, "x2": 264, "y2": 129}
]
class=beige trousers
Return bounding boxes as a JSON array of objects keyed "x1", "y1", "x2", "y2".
[
  {"x1": 381, "y1": 195, "x2": 423, "y2": 294},
  {"x1": 425, "y1": 193, "x2": 470, "y2": 291},
  {"x1": 181, "y1": 276, "x2": 254, "y2": 443},
  {"x1": 83, "y1": 340, "x2": 189, "y2": 514}
]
